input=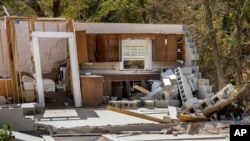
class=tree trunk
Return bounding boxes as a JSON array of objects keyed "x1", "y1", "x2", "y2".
[
  {"x1": 53, "y1": 0, "x2": 61, "y2": 17},
  {"x1": 234, "y1": 0, "x2": 243, "y2": 85},
  {"x1": 202, "y1": 0, "x2": 226, "y2": 91},
  {"x1": 20, "y1": 0, "x2": 47, "y2": 17},
  {"x1": 139, "y1": 0, "x2": 149, "y2": 23}
]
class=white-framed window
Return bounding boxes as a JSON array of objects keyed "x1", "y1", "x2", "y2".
[{"x1": 120, "y1": 39, "x2": 152, "y2": 70}]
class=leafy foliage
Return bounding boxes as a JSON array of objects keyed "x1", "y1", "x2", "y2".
[
  {"x1": 0, "y1": 123, "x2": 14, "y2": 141},
  {"x1": 1, "y1": 0, "x2": 250, "y2": 89}
]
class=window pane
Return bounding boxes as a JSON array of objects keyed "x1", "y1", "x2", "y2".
[{"x1": 123, "y1": 60, "x2": 144, "y2": 69}]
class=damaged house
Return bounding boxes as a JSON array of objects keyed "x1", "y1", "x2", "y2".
[{"x1": 0, "y1": 17, "x2": 240, "y2": 140}]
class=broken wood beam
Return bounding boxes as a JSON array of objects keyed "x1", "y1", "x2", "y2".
[
  {"x1": 133, "y1": 84, "x2": 150, "y2": 94},
  {"x1": 105, "y1": 105, "x2": 167, "y2": 124},
  {"x1": 177, "y1": 113, "x2": 208, "y2": 122}
]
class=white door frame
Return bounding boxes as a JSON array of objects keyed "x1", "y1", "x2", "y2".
[{"x1": 31, "y1": 31, "x2": 82, "y2": 107}]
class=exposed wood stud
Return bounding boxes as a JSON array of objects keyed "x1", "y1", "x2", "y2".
[{"x1": 6, "y1": 19, "x2": 18, "y2": 103}]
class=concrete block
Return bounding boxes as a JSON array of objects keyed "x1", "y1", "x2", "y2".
[
  {"x1": 163, "y1": 115, "x2": 171, "y2": 122},
  {"x1": 180, "y1": 67, "x2": 192, "y2": 75},
  {"x1": 21, "y1": 103, "x2": 36, "y2": 115},
  {"x1": 163, "y1": 91, "x2": 170, "y2": 100},
  {"x1": 168, "y1": 99, "x2": 181, "y2": 107},
  {"x1": 108, "y1": 101, "x2": 121, "y2": 108},
  {"x1": 210, "y1": 84, "x2": 235, "y2": 104},
  {"x1": 35, "y1": 103, "x2": 45, "y2": 114},
  {"x1": 185, "y1": 73, "x2": 195, "y2": 79},
  {"x1": 140, "y1": 97, "x2": 153, "y2": 100},
  {"x1": 187, "y1": 78, "x2": 198, "y2": 92},
  {"x1": 202, "y1": 89, "x2": 239, "y2": 117},
  {"x1": 155, "y1": 100, "x2": 168, "y2": 108},
  {"x1": 161, "y1": 69, "x2": 177, "y2": 84},
  {"x1": 144, "y1": 100, "x2": 154, "y2": 109},
  {"x1": 199, "y1": 98, "x2": 214, "y2": 110},
  {"x1": 12, "y1": 131, "x2": 44, "y2": 141},
  {"x1": 197, "y1": 85, "x2": 213, "y2": 99},
  {"x1": 184, "y1": 97, "x2": 200, "y2": 108},
  {"x1": 190, "y1": 54, "x2": 199, "y2": 60},
  {"x1": 162, "y1": 77, "x2": 171, "y2": 87},
  {"x1": 194, "y1": 72, "x2": 201, "y2": 78},
  {"x1": 120, "y1": 100, "x2": 141, "y2": 109},
  {"x1": 0, "y1": 108, "x2": 35, "y2": 131},
  {"x1": 192, "y1": 66, "x2": 199, "y2": 74},
  {"x1": 174, "y1": 68, "x2": 193, "y2": 103},
  {"x1": 198, "y1": 79, "x2": 209, "y2": 86}
]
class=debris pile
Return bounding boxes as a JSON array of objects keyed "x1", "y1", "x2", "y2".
[{"x1": 108, "y1": 67, "x2": 241, "y2": 122}]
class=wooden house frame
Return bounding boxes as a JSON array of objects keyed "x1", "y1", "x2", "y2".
[{"x1": 0, "y1": 17, "x2": 199, "y2": 107}]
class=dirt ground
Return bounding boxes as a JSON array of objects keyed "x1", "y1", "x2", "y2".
[{"x1": 44, "y1": 91, "x2": 75, "y2": 107}]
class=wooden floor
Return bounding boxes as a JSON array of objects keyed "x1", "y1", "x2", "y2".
[{"x1": 44, "y1": 91, "x2": 74, "y2": 107}]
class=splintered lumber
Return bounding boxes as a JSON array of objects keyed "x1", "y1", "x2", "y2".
[
  {"x1": 202, "y1": 89, "x2": 239, "y2": 117},
  {"x1": 177, "y1": 113, "x2": 208, "y2": 122},
  {"x1": 105, "y1": 105, "x2": 167, "y2": 124},
  {"x1": 134, "y1": 84, "x2": 150, "y2": 94}
]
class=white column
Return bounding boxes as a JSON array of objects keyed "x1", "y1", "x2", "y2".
[
  {"x1": 68, "y1": 36, "x2": 82, "y2": 107},
  {"x1": 32, "y1": 37, "x2": 44, "y2": 106}
]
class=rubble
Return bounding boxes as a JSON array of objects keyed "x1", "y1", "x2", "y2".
[{"x1": 108, "y1": 66, "x2": 241, "y2": 123}]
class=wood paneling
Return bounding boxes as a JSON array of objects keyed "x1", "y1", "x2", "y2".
[
  {"x1": 153, "y1": 34, "x2": 178, "y2": 61},
  {"x1": 155, "y1": 34, "x2": 167, "y2": 61},
  {"x1": 75, "y1": 30, "x2": 88, "y2": 64},
  {"x1": 0, "y1": 80, "x2": 14, "y2": 99},
  {"x1": 103, "y1": 75, "x2": 111, "y2": 96},
  {"x1": 86, "y1": 35, "x2": 96, "y2": 62},
  {"x1": 177, "y1": 34, "x2": 185, "y2": 60},
  {"x1": 80, "y1": 75, "x2": 103, "y2": 106},
  {"x1": 96, "y1": 35, "x2": 106, "y2": 62},
  {"x1": 166, "y1": 34, "x2": 177, "y2": 61},
  {"x1": 112, "y1": 81, "x2": 122, "y2": 100},
  {"x1": 107, "y1": 35, "x2": 120, "y2": 62},
  {"x1": 87, "y1": 33, "x2": 181, "y2": 62},
  {"x1": 6, "y1": 19, "x2": 18, "y2": 102}
]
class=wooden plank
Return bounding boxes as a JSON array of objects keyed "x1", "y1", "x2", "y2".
[
  {"x1": 166, "y1": 34, "x2": 177, "y2": 61},
  {"x1": 0, "y1": 80, "x2": 13, "y2": 97},
  {"x1": 178, "y1": 113, "x2": 208, "y2": 122},
  {"x1": 155, "y1": 34, "x2": 166, "y2": 61},
  {"x1": 96, "y1": 35, "x2": 106, "y2": 62},
  {"x1": 133, "y1": 84, "x2": 150, "y2": 94},
  {"x1": 86, "y1": 35, "x2": 96, "y2": 62},
  {"x1": 107, "y1": 34, "x2": 120, "y2": 61},
  {"x1": 75, "y1": 30, "x2": 88, "y2": 64},
  {"x1": 6, "y1": 19, "x2": 18, "y2": 103},
  {"x1": 105, "y1": 105, "x2": 167, "y2": 124},
  {"x1": 66, "y1": 18, "x2": 74, "y2": 32},
  {"x1": 80, "y1": 75, "x2": 103, "y2": 106}
]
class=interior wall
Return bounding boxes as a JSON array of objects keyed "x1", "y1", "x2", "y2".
[
  {"x1": 13, "y1": 21, "x2": 68, "y2": 75},
  {"x1": 0, "y1": 21, "x2": 10, "y2": 78}
]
